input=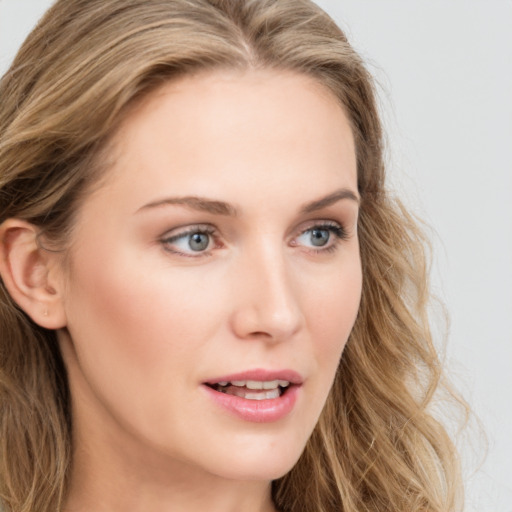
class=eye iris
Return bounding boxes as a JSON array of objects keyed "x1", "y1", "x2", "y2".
[
  {"x1": 189, "y1": 232, "x2": 209, "y2": 251},
  {"x1": 310, "y1": 228, "x2": 330, "y2": 247}
]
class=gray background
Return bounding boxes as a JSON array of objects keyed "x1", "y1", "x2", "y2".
[{"x1": 1, "y1": 1, "x2": 511, "y2": 510}]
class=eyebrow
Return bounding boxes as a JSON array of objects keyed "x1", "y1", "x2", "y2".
[
  {"x1": 299, "y1": 188, "x2": 360, "y2": 214},
  {"x1": 138, "y1": 196, "x2": 238, "y2": 216},
  {"x1": 137, "y1": 188, "x2": 359, "y2": 216}
]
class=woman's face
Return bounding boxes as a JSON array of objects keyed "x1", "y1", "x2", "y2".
[{"x1": 56, "y1": 69, "x2": 362, "y2": 482}]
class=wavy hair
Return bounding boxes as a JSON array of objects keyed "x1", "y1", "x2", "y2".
[{"x1": 0, "y1": 0, "x2": 466, "y2": 510}]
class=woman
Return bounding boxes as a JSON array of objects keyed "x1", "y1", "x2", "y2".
[{"x1": 0, "y1": 0, "x2": 466, "y2": 511}]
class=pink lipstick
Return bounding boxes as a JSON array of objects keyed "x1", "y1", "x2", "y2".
[{"x1": 202, "y1": 369, "x2": 303, "y2": 423}]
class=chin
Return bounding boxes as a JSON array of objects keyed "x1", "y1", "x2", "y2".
[
  {"x1": 214, "y1": 460, "x2": 298, "y2": 482},
  {"x1": 200, "y1": 433, "x2": 307, "y2": 482}
]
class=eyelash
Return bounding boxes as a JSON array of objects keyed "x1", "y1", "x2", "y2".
[
  {"x1": 295, "y1": 221, "x2": 349, "y2": 255},
  {"x1": 161, "y1": 225, "x2": 218, "y2": 258},
  {"x1": 160, "y1": 221, "x2": 349, "y2": 258}
]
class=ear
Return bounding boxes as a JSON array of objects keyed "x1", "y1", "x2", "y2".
[{"x1": 0, "y1": 219, "x2": 67, "y2": 329}]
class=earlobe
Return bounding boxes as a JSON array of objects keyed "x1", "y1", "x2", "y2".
[{"x1": 0, "y1": 219, "x2": 67, "y2": 329}]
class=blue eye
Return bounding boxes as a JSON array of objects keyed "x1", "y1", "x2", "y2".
[
  {"x1": 308, "y1": 228, "x2": 330, "y2": 247},
  {"x1": 162, "y1": 228, "x2": 215, "y2": 256},
  {"x1": 188, "y1": 232, "x2": 210, "y2": 251},
  {"x1": 295, "y1": 223, "x2": 347, "y2": 251}
]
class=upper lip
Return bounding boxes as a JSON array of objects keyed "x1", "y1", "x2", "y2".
[{"x1": 203, "y1": 368, "x2": 304, "y2": 386}]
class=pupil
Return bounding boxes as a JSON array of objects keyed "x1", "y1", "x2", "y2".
[
  {"x1": 311, "y1": 228, "x2": 329, "y2": 247},
  {"x1": 189, "y1": 233, "x2": 209, "y2": 251}
]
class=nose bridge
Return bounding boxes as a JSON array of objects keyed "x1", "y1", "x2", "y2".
[{"x1": 230, "y1": 235, "x2": 303, "y2": 341}]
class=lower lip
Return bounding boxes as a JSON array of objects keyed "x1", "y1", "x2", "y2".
[{"x1": 202, "y1": 385, "x2": 300, "y2": 423}]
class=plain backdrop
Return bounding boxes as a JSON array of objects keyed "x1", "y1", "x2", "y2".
[{"x1": 1, "y1": 1, "x2": 511, "y2": 511}]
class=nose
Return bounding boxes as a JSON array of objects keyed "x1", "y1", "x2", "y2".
[{"x1": 229, "y1": 244, "x2": 304, "y2": 342}]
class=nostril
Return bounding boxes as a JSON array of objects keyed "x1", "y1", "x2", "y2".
[{"x1": 247, "y1": 331, "x2": 273, "y2": 339}]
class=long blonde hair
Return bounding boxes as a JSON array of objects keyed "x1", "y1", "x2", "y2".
[{"x1": 0, "y1": 0, "x2": 466, "y2": 510}]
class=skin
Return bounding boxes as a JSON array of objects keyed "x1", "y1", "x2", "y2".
[{"x1": 51, "y1": 69, "x2": 362, "y2": 512}]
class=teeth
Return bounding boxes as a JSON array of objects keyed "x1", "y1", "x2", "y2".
[
  {"x1": 264, "y1": 388, "x2": 280, "y2": 399},
  {"x1": 221, "y1": 380, "x2": 290, "y2": 389},
  {"x1": 231, "y1": 388, "x2": 281, "y2": 400},
  {"x1": 212, "y1": 379, "x2": 292, "y2": 400},
  {"x1": 247, "y1": 380, "x2": 264, "y2": 390}
]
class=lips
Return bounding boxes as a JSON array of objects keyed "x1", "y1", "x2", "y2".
[{"x1": 202, "y1": 369, "x2": 303, "y2": 422}]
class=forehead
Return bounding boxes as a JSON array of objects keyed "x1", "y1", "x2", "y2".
[{"x1": 88, "y1": 69, "x2": 357, "y2": 213}]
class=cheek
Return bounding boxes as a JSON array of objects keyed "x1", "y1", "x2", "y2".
[
  {"x1": 65, "y1": 254, "x2": 216, "y2": 365},
  {"x1": 62, "y1": 241, "x2": 239, "y2": 411},
  {"x1": 308, "y1": 256, "x2": 362, "y2": 344},
  {"x1": 304, "y1": 254, "x2": 362, "y2": 392},
  {"x1": 60, "y1": 249, "x2": 230, "y2": 440}
]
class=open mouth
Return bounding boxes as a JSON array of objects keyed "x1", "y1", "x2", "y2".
[
  {"x1": 206, "y1": 380, "x2": 291, "y2": 400},
  {"x1": 203, "y1": 373, "x2": 302, "y2": 421}
]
